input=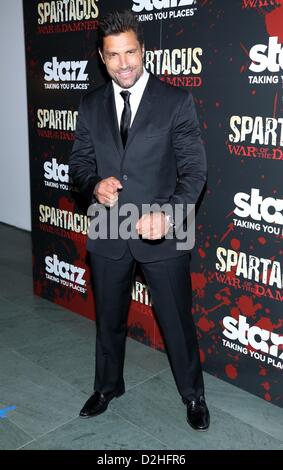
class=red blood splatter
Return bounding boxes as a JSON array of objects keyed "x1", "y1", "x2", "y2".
[
  {"x1": 198, "y1": 248, "x2": 206, "y2": 258},
  {"x1": 58, "y1": 196, "x2": 75, "y2": 211},
  {"x1": 225, "y1": 364, "x2": 237, "y2": 380},
  {"x1": 256, "y1": 317, "x2": 283, "y2": 332},
  {"x1": 259, "y1": 367, "x2": 267, "y2": 377},
  {"x1": 261, "y1": 382, "x2": 270, "y2": 391},
  {"x1": 220, "y1": 222, "x2": 234, "y2": 243},
  {"x1": 230, "y1": 238, "x2": 240, "y2": 250},
  {"x1": 208, "y1": 289, "x2": 232, "y2": 313},
  {"x1": 230, "y1": 307, "x2": 240, "y2": 320},
  {"x1": 199, "y1": 349, "x2": 205, "y2": 363},
  {"x1": 258, "y1": 236, "x2": 267, "y2": 245},
  {"x1": 216, "y1": 287, "x2": 232, "y2": 299},
  {"x1": 197, "y1": 317, "x2": 215, "y2": 333},
  {"x1": 265, "y1": 5, "x2": 283, "y2": 42},
  {"x1": 236, "y1": 295, "x2": 262, "y2": 317},
  {"x1": 240, "y1": 42, "x2": 250, "y2": 58},
  {"x1": 222, "y1": 296, "x2": 231, "y2": 306},
  {"x1": 225, "y1": 267, "x2": 237, "y2": 280},
  {"x1": 191, "y1": 273, "x2": 207, "y2": 297},
  {"x1": 34, "y1": 280, "x2": 43, "y2": 296},
  {"x1": 191, "y1": 272, "x2": 207, "y2": 290},
  {"x1": 273, "y1": 91, "x2": 278, "y2": 119}
]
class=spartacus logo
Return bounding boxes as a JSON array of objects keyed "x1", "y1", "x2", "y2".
[
  {"x1": 229, "y1": 116, "x2": 283, "y2": 147},
  {"x1": 37, "y1": 109, "x2": 78, "y2": 131},
  {"x1": 248, "y1": 36, "x2": 283, "y2": 85},
  {"x1": 145, "y1": 47, "x2": 202, "y2": 87},
  {"x1": 216, "y1": 247, "x2": 282, "y2": 288},
  {"x1": 132, "y1": 0, "x2": 198, "y2": 21},
  {"x1": 38, "y1": 0, "x2": 99, "y2": 24},
  {"x1": 215, "y1": 246, "x2": 283, "y2": 304},
  {"x1": 37, "y1": 0, "x2": 99, "y2": 34},
  {"x1": 242, "y1": 0, "x2": 283, "y2": 9},
  {"x1": 227, "y1": 115, "x2": 283, "y2": 161},
  {"x1": 37, "y1": 108, "x2": 78, "y2": 141},
  {"x1": 43, "y1": 57, "x2": 89, "y2": 90}
]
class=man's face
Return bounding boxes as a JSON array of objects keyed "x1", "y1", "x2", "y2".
[{"x1": 99, "y1": 30, "x2": 145, "y2": 89}]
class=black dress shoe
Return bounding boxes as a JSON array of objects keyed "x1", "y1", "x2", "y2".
[
  {"x1": 79, "y1": 388, "x2": 125, "y2": 418},
  {"x1": 186, "y1": 396, "x2": 210, "y2": 431}
]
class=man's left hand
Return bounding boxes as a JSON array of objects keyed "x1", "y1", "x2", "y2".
[{"x1": 136, "y1": 212, "x2": 170, "y2": 240}]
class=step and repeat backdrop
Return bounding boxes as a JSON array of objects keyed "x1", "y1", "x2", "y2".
[{"x1": 23, "y1": 0, "x2": 283, "y2": 407}]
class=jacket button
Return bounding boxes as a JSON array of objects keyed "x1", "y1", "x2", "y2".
[{"x1": 123, "y1": 174, "x2": 128, "y2": 181}]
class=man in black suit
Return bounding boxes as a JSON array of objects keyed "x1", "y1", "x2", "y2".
[{"x1": 69, "y1": 10, "x2": 209, "y2": 431}]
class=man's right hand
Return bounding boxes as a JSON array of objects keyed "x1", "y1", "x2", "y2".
[{"x1": 94, "y1": 177, "x2": 123, "y2": 207}]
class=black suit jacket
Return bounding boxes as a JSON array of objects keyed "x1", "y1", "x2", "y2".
[{"x1": 69, "y1": 73, "x2": 207, "y2": 261}]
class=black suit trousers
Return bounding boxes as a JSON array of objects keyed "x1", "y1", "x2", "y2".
[{"x1": 90, "y1": 244, "x2": 204, "y2": 402}]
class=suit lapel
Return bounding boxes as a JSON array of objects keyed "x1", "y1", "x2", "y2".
[
  {"x1": 125, "y1": 74, "x2": 157, "y2": 151},
  {"x1": 102, "y1": 74, "x2": 158, "y2": 157},
  {"x1": 103, "y1": 82, "x2": 124, "y2": 158}
]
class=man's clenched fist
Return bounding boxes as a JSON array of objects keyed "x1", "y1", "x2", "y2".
[
  {"x1": 94, "y1": 176, "x2": 122, "y2": 207},
  {"x1": 136, "y1": 212, "x2": 170, "y2": 240}
]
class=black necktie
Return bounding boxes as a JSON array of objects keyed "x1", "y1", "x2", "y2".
[{"x1": 120, "y1": 91, "x2": 131, "y2": 147}]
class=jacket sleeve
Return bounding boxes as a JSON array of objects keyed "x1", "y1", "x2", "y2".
[
  {"x1": 69, "y1": 97, "x2": 102, "y2": 205},
  {"x1": 168, "y1": 91, "x2": 207, "y2": 231}
]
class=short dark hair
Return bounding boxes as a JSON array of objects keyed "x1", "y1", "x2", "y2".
[{"x1": 97, "y1": 10, "x2": 144, "y2": 51}]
